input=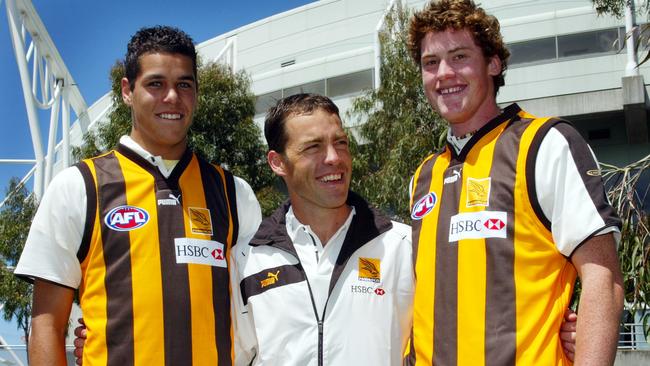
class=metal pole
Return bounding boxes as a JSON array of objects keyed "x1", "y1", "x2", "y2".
[
  {"x1": 62, "y1": 89, "x2": 70, "y2": 168},
  {"x1": 625, "y1": 0, "x2": 639, "y2": 76},
  {"x1": 6, "y1": 0, "x2": 45, "y2": 200},
  {"x1": 44, "y1": 81, "x2": 62, "y2": 189}
]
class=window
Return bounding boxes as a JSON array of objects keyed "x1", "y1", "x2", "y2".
[
  {"x1": 327, "y1": 69, "x2": 373, "y2": 98},
  {"x1": 255, "y1": 90, "x2": 282, "y2": 115},
  {"x1": 508, "y1": 37, "x2": 556, "y2": 65},
  {"x1": 557, "y1": 28, "x2": 619, "y2": 58},
  {"x1": 283, "y1": 80, "x2": 326, "y2": 98}
]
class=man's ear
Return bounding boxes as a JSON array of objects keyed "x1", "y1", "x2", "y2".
[
  {"x1": 267, "y1": 150, "x2": 287, "y2": 177},
  {"x1": 488, "y1": 55, "x2": 501, "y2": 76},
  {"x1": 121, "y1": 77, "x2": 133, "y2": 106}
]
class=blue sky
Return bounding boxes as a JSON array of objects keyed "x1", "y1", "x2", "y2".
[
  {"x1": 0, "y1": 0, "x2": 314, "y2": 347},
  {"x1": 0, "y1": 0, "x2": 315, "y2": 201}
]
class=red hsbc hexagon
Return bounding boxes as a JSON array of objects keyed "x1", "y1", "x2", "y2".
[
  {"x1": 374, "y1": 288, "x2": 385, "y2": 296},
  {"x1": 211, "y1": 248, "x2": 224, "y2": 260},
  {"x1": 484, "y1": 218, "x2": 505, "y2": 230}
]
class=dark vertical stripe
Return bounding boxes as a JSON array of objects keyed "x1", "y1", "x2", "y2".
[
  {"x1": 525, "y1": 120, "x2": 556, "y2": 231},
  {"x1": 75, "y1": 162, "x2": 97, "y2": 263},
  {"x1": 94, "y1": 153, "x2": 135, "y2": 366},
  {"x1": 156, "y1": 177, "x2": 192, "y2": 366},
  {"x1": 483, "y1": 118, "x2": 529, "y2": 366},
  {"x1": 199, "y1": 159, "x2": 234, "y2": 366},
  {"x1": 409, "y1": 154, "x2": 437, "y2": 365},
  {"x1": 433, "y1": 158, "x2": 462, "y2": 366}
]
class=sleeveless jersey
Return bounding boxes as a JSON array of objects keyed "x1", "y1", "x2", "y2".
[
  {"x1": 75, "y1": 145, "x2": 239, "y2": 366},
  {"x1": 408, "y1": 105, "x2": 618, "y2": 365}
]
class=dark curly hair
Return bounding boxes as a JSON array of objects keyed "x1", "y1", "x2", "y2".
[
  {"x1": 264, "y1": 93, "x2": 341, "y2": 154},
  {"x1": 125, "y1": 25, "x2": 197, "y2": 90},
  {"x1": 408, "y1": 0, "x2": 510, "y2": 94}
]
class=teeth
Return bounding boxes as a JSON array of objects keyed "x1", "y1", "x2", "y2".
[
  {"x1": 440, "y1": 86, "x2": 463, "y2": 95},
  {"x1": 320, "y1": 174, "x2": 341, "y2": 182},
  {"x1": 159, "y1": 113, "x2": 181, "y2": 120}
]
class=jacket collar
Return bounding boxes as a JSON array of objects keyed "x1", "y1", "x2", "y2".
[{"x1": 249, "y1": 191, "x2": 394, "y2": 295}]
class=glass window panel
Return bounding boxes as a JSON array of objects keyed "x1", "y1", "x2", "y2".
[
  {"x1": 508, "y1": 37, "x2": 556, "y2": 65},
  {"x1": 283, "y1": 80, "x2": 325, "y2": 98},
  {"x1": 558, "y1": 28, "x2": 619, "y2": 58},
  {"x1": 254, "y1": 90, "x2": 282, "y2": 115},
  {"x1": 327, "y1": 69, "x2": 374, "y2": 97}
]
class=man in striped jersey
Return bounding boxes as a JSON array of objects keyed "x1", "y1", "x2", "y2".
[
  {"x1": 15, "y1": 26, "x2": 261, "y2": 365},
  {"x1": 406, "y1": 1, "x2": 624, "y2": 365}
]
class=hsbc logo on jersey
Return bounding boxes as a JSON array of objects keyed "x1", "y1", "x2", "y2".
[
  {"x1": 351, "y1": 285, "x2": 386, "y2": 296},
  {"x1": 448, "y1": 211, "x2": 507, "y2": 242},
  {"x1": 174, "y1": 238, "x2": 227, "y2": 268},
  {"x1": 104, "y1": 205, "x2": 149, "y2": 231}
]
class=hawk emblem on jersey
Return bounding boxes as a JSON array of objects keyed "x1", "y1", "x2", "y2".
[
  {"x1": 358, "y1": 257, "x2": 381, "y2": 283},
  {"x1": 104, "y1": 205, "x2": 149, "y2": 231},
  {"x1": 466, "y1": 177, "x2": 491, "y2": 207},
  {"x1": 411, "y1": 192, "x2": 437, "y2": 220},
  {"x1": 260, "y1": 271, "x2": 280, "y2": 288},
  {"x1": 189, "y1": 207, "x2": 213, "y2": 235}
]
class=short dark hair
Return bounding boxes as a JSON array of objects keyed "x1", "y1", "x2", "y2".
[
  {"x1": 264, "y1": 93, "x2": 341, "y2": 153},
  {"x1": 408, "y1": 0, "x2": 510, "y2": 95},
  {"x1": 124, "y1": 25, "x2": 198, "y2": 90}
]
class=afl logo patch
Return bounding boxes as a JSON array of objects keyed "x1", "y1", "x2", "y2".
[
  {"x1": 411, "y1": 192, "x2": 437, "y2": 220},
  {"x1": 105, "y1": 205, "x2": 149, "y2": 231}
]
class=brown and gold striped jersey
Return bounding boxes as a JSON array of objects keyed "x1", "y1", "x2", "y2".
[
  {"x1": 407, "y1": 104, "x2": 619, "y2": 365},
  {"x1": 75, "y1": 145, "x2": 239, "y2": 366}
]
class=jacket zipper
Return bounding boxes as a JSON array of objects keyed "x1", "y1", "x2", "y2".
[{"x1": 274, "y1": 245, "x2": 328, "y2": 366}]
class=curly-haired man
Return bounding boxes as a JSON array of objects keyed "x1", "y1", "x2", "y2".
[{"x1": 407, "y1": 1, "x2": 624, "y2": 365}]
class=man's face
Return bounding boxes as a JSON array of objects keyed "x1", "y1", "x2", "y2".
[
  {"x1": 122, "y1": 52, "x2": 197, "y2": 159},
  {"x1": 420, "y1": 29, "x2": 501, "y2": 132},
  {"x1": 269, "y1": 109, "x2": 352, "y2": 214}
]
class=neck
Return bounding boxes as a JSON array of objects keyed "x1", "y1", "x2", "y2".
[
  {"x1": 290, "y1": 201, "x2": 352, "y2": 245},
  {"x1": 129, "y1": 133, "x2": 187, "y2": 160},
  {"x1": 450, "y1": 102, "x2": 501, "y2": 137}
]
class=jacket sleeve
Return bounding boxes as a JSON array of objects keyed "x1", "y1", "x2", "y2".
[{"x1": 230, "y1": 246, "x2": 258, "y2": 365}]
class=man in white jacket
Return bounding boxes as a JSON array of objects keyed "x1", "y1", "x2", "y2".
[{"x1": 231, "y1": 93, "x2": 414, "y2": 366}]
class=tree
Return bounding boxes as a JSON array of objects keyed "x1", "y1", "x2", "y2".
[
  {"x1": 601, "y1": 156, "x2": 650, "y2": 338},
  {"x1": 0, "y1": 178, "x2": 38, "y2": 352},
  {"x1": 592, "y1": 0, "x2": 650, "y2": 64},
  {"x1": 73, "y1": 61, "x2": 283, "y2": 216},
  {"x1": 348, "y1": 5, "x2": 447, "y2": 222}
]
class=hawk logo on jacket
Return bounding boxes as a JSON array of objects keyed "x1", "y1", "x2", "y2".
[
  {"x1": 260, "y1": 271, "x2": 280, "y2": 288},
  {"x1": 104, "y1": 205, "x2": 149, "y2": 231},
  {"x1": 358, "y1": 257, "x2": 380, "y2": 283},
  {"x1": 189, "y1": 207, "x2": 213, "y2": 235},
  {"x1": 467, "y1": 177, "x2": 491, "y2": 207},
  {"x1": 411, "y1": 192, "x2": 437, "y2": 220}
]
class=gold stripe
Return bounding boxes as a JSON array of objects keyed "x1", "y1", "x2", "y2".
[
  {"x1": 116, "y1": 153, "x2": 166, "y2": 365},
  {"x1": 180, "y1": 156, "x2": 219, "y2": 364},
  {"x1": 413, "y1": 150, "x2": 449, "y2": 366},
  {"x1": 78, "y1": 160, "x2": 108, "y2": 365},
  {"x1": 456, "y1": 123, "x2": 507, "y2": 365}
]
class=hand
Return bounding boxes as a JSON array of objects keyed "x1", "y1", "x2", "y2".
[
  {"x1": 560, "y1": 309, "x2": 577, "y2": 362},
  {"x1": 73, "y1": 318, "x2": 87, "y2": 365}
]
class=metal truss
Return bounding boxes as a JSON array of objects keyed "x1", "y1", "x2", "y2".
[{"x1": 2, "y1": 0, "x2": 90, "y2": 204}]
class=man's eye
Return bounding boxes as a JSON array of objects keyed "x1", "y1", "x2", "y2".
[
  {"x1": 179, "y1": 82, "x2": 194, "y2": 89},
  {"x1": 148, "y1": 81, "x2": 162, "y2": 87}
]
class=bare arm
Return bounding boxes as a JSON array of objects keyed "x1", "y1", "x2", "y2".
[
  {"x1": 571, "y1": 233, "x2": 624, "y2": 366},
  {"x1": 29, "y1": 279, "x2": 75, "y2": 366}
]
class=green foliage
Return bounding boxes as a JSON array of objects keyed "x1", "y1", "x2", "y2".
[
  {"x1": 72, "y1": 60, "x2": 283, "y2": 216},
  {"x1": 0, "y1": 178, "x2": 37, "y2": 347},
  {"x1": 348, "y1": 5, "x2": 447, "y2": 222},
  {"x1": 601, "y1": 156, "x2": 650, "y2": 336}
]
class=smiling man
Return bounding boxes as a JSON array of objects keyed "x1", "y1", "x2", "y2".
[
  {"x1": 15, "y1": 26, "x2": 261, "y2": 365},
  {"x1": 406, "y1": 1, "x2": 624, "y2": 365},
  {"x1": 231, "y1": 94, "x2": 414, "y2": 365}
]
